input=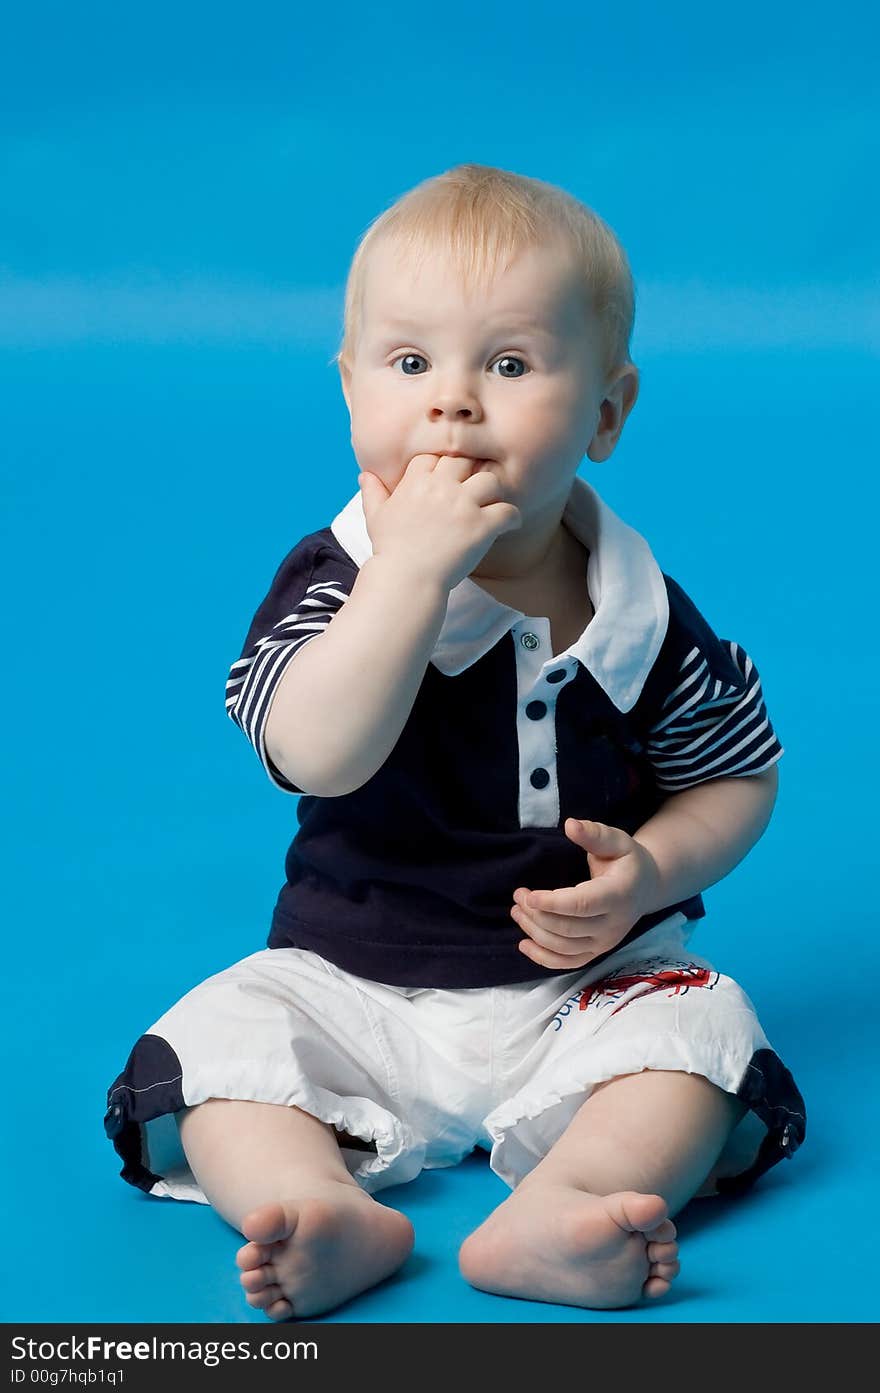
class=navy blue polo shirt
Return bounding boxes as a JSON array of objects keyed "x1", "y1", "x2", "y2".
[{"x1": 225, "y1": 476, "x2": 783, "y2": 988}]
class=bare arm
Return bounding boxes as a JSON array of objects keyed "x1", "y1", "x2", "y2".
[
  {"x1": 632, "y1": 764, "x2": 779, "y2": 914},
  {"x1": 265, "y1": 453, "x2": 520, "y2": 797},
  {"x1": 264, "y1": 555, "x2": 449, "y2": 796}
]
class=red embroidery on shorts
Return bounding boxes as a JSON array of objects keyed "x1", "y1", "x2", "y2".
[{"x1": 578, "y1": 964, "x2": 717, "y2": 1016}]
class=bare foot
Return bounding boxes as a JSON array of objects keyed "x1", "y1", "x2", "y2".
[
  {"x1": 459, "y1": 1183, "x2": 679, "y2": 1309},
  {"x1": 235, "y1": 1183, "x2": 415, "y2": 1320}
]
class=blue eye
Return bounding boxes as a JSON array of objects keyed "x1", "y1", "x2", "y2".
[
  {"x1": 393, "y1": 353, "x2": 428, "y2": 375},
  {"x1": 390, "y1": 353, "x2": 529, "y2": 378},
  {"x1": 493, "y1": 355, "x2": 528, "y2": 379}
]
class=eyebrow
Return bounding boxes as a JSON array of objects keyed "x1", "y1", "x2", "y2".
[{"x1": 375, "y1": 317, "x2": 556, "y2": 340}]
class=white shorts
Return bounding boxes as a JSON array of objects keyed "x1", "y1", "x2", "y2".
[{"x1": 105, "y1": 912, "x2": 805, "y2": 1202}]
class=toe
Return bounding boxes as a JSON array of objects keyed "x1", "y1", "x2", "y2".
[
  {"x1": 605, "y1": 1190, "x2": 669, "y2": 1235},
  {"x1": 240, "y1": 1266, "x2": 276, "y2": 1293},
  {"x1": 236, "y1": 1240, "x2": 273, "y2": 1271},
  {"x1": 241, "y1": 1201, "x2": 296, "y2": 1247},
  {"x1": 646, "y1": 1217, "x2": 677, "y2": 1243},
  {"x1": 266, "y1": 1297, "x2": 294, "y2": 1321},
  {"x1": 642, "y1": 1275, "x2": 672, "y2": 1299},
  {"x1": 649, "y1": 1259, "x2": 680, "y2": 1282},
  {"x1": 646, "y1": 1239, "x2": 679, "y2": 1263},
  {"x1": 246, "y1": 1283, "x2": 285, "y2": 1310}
]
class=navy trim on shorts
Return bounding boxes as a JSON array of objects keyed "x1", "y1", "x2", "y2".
[
  {"x1": 715, "y1": 1048, "x2": 807, "y2": 1196},
  {"x1": 104, "y1": 1034, "x2": 186, "y2": 1194}
]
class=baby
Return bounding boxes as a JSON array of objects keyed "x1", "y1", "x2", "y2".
[{"x1": 105, "y1": 163, "x2": 805, "y2": 1320}]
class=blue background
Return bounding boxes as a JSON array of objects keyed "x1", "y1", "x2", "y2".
[{"x1": 2, "y1": 0, "x2": 877, "y2": 1325}]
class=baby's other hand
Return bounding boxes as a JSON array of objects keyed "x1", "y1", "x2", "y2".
[
  {"x1": 358, "y1": 454, "x2": 521, "y2": 592},
  {"x1": 511, "y1": 818, "x2": 662, "y2": 970}
]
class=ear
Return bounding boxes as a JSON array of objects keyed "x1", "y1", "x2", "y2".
[
  {"x1": 339, "y1": 360, "x2": 352, "y2": 413},
  {"x1": 585, "y1": 364, "x2": 640, "y2": 463}
]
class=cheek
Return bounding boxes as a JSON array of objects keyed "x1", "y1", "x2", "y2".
[
  {"x1": 505, "y1": 417, "x2": 578, "y2": 478},
  {"x1": 349, "y1": 429, "x2": 406, "y2": 490},
  {"x1": 349, "y1": 390, "x2": 413, "y2": 486},
  {"x1": 506, "y1": 384, "x2": 581, "y2": 449}
]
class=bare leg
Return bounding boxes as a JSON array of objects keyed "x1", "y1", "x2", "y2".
[
  {"x1": 460, "y1": 1070, "x2": 746, "y2": 1309},
  {"x1": 177, "y1": 1099, "x2": 414, "y2": 1320}
]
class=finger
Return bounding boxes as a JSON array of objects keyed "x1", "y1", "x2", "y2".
[
  {"x1": 480, "y1": 500, "x2": 522, "y2": 536},
  {"x1": 516, "y1": 882, "x2": 607, "y2": 917},
  {"x1": 357, "y1": 470, "x2": 390, "y2": 528},
  {"x1": 515, "y1": 921, "x2": 621, "y2": 965},
  {"x1": 511, "y1": 905, "x2": 599, "y2": 955},
  {"x1": 518, "y1": 937, "x2": 593, "y2": 970},
  {"x1": 565, "y1": 817, "x2": 634, "y2": 859},
  {"x1": 406, "y1": 452, "x2": 445, "y2": 474},
  {"x1": 434, "y1": 453, "x2": 484, "y2": 482},
  {"x1": 460, "y1": 467, "x2": 507, "y2": 503}
]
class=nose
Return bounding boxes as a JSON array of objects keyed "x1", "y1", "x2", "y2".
[{"x1": 427, "y1": 380, "x2": 484, "y2": 422}]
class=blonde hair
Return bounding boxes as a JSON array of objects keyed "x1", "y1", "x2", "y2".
[{"x1": 330, "y1": 163, "x2": 636, "y2": 384}]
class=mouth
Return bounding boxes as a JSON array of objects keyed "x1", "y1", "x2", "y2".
[{"x1": 445, "y1": 453, "x2": 493, "y2": 467}]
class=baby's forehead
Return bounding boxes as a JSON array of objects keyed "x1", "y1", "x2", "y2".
[{"x1": 366, "y1": 236, "x2": 579, "y2": 318}]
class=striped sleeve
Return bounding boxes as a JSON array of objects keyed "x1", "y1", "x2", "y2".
[
  {"x1": 224, "y1": 537, "x2": 354, "y2": 793},
  {"x1": 645, "y1": 580, "x2": 784, "y2": 793}
]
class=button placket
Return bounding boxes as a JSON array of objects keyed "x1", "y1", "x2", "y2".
[{"x1": 513, "y1": 620, "x2": 559, "y2": 827}]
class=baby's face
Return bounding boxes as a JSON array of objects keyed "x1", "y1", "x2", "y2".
[{"x1": 340, "y1": 236, "x2": 630, "y2": 522}]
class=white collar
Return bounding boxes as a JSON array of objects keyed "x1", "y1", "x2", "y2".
[{"x1": 330, "y1": 474, "x2": 668, "y2": 712}]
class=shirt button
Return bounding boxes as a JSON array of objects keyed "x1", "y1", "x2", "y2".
[
  {"x1": 530, "y1": 768, "x2": 550, "y2": 789},
  {"x1": 546, "y1": 668, "x2": 567, "y2": 684},
  {"x1": 526, "y1": 700, "x2": 547, "y2": 720},
  {"x1": 521, "y1": 632, "x2": 540, "y2": 650}
]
